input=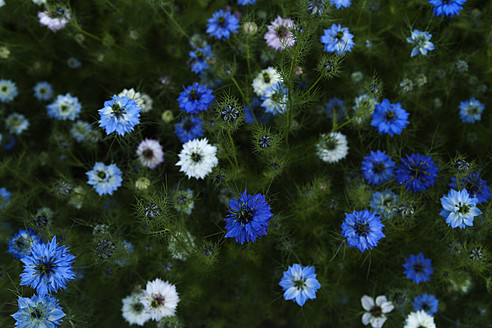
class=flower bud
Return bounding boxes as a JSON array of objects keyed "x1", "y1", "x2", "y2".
[{"x1": 242, "y1": 22, "x2": 258, "y2": 35}]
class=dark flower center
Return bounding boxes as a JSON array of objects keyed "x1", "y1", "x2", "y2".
[
  {"x1": 31, "y1": 308, "x2": 43, "y2": 319},
  {"x1": 1, "y1": 86, "x2": 7, "y2": 92},
  {"x1": 151, "y1": 295, "x2": 165, "y2": 308},
  {"x1": 259, "y1": 136, "x2": 271, "y2": 148},
  {"x1": 15, "y1": 238, "x2": 26, "y2": 248},
  {"x1": 191, "y1": 152, "x2": 202, "y2": 163},
  {"x1": 413, "y1": 263, "x2": 423, "y2": 273},
  {"x1": 457, "y1": 202, "x2": 470, "y2": 214},
  {"x1": 237, "y1": 207, "x2": 255, "y2": 225},
  {"x1": 111, "y1": 103, "x2": 124, "y2": 117},
  {"x1": 354, "y1": 222, "x2": 369, "y2": 237},
  {"x1": 370, "y1": 305, "x2": 383, "y2": 317},
  {"x1": 97, "y1": 170, "x2": 107, "y2": 179},
  {"x1": 35, "y1": 260, "x2": 55, "y2": 276},
  {"x1": 176, "y1": 195, "x2": 187, "y2": 204},
  {"x1": 189, "y1": 89, "x2": 200, "y2": 101},
  {"x1": 183, "y1": 119, "x2": 192, "y2": 131},
  {"x1": 276, "y1": 26, "x2": 288, "y2": 39},
  {"x1": 422, "y1": 303, "x2": 430, "y2": 311},
  {"x1": 384, "y1": 110, "x2": 396, "y2": 122},
  {"x1": 143, "y1": 149, "x2": 154, "y2": 159},
  {"x1": 336, "y1": 31, "x2": 344, "y2": 41},
  {"x1": 133, "y1": 302, "x2": 144, "y2": 312},
  {"x1": 373, "y1": 163, "x2": 385, "y2": 173},
  {"x1": 263, "y1": 73, "x2": 271, "y2": 83},
  {"x1": 293, "y1": 278, "x2": 306, "y2": 289},
  {"x1": 218, "y1": 16, "x2": 226, "y2": 27}
]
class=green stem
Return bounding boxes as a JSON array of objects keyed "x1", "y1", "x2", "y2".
[
  {"x1": 299, "y1": 75, "x2": 322, "y2": 100},
  {"x1": 162, "y1": 7, "x2": 190, "y2": 40},
  {"x1": 231, "y1": 76, "x2": 258, "y2": 124},
  {"x1": 286, "y1": 42, "x2": 301, "y2": 140},
  {"x1": 227, "y1": 130, "x2": 239, "y2": 169}
]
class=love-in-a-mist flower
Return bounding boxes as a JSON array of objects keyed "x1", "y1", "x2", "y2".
[
  {"x1": 252, "y1": 67, "x2": 283, "y2": 97},
  {"x1": 261, "y1": 81, "x2": 288, "y2": 114},
  {"x1": 412, "y1": 293, "x2": 438, "y2": 315},
  {"x1": 176, "y1": 138, "x2": 218, "y2": 179},
  {"x1": 86, "y1": 162, "x2": 123, "y2": 195},
  {"x1": 224, "y1": 190, "x2": 274, "y2": 243},
  {"x1": 121, "y1": 292, "x2": 150, "y2": 326},
  {"x1": 403, "y1": 253, "x2": 433, "y2": 284},
  {"x1": 361, "y1": 150, "x2": 395, "y2": 185},
  {"x1": 279, "y1": 264, "x2": 321, "y2": 306},
  {"x1": 206, "y1": 9, "x2": 240, "y2": 40},
  {"x1": 395, "y1": 154, "x2": 439, "y2": 192},
  {"x1": 341, "y1": 210, "x2": 385, "y2": 252},
  {"x1": 238, "y1": 0, "x2": 256, "y2": 5},
  {"x1": 330, "y1": 0, "x2": 352, "y2": 9},
  {"x1": 174, "y1": 116, "x2": 204, "y2": 143},
  {"x1": 321, "y1": 24, "x2": 355, "y2": 54},
  {"x1": 371, "y1": 99, "x2": 409, "y2": 136},
  {"x1": 370, "y1": 190, "x2": 399, "y2": 219},
  {"x1": 47, "y1": 93, "x2": 81, "y2": 120},
  {"x1": 99, "y1": 95, "x2": 141, "y2": 135},
  {"x1": 403, "y1": 310, "x2": 436, "y2": 328},
  {"x1": 188, "y1": 45, "x2": 214, "y2": 74},
  {"x1": 20, "y1": 237, "x2": 75, "y2": 295},
  {"x1": 407, "y1": 30, "x2": 435, "y2": 57},
  {"x1": 38, "y1": 8, "x2": 71, "y2": 32},
  {"x1": 361, "y1": 295, "x2": 394, "y2": 328},
  {"x1": 11, "y1": 294, "x2": 65, "y2": 328},
  {"x1": 316, "y1": 132, "x2": 349, "y2": 163},
  {"x1": 8, "y1": 229, "x2": 42, "y2": 259},
  {"x1": 449, "y1": 172, "x2": 491, "y2": 204},
  {"x1": 0, "y1": 79, "x2": 18, "y2": 103},
  {"x1": 118, "y1": 88, "x2": 153, "y2": 113},
  {"x1": 440, "y1": 189, "x2": 481, "y2": 229},
  {"x1": 459, "y1": 97, "x2": 484, "y2": 123},
  {"x1": 177, "y1": 83, "x2": 214, "y2": 115},
  {"x1": 428, "y1": 0, "x2": 467, "y2": 17},
  {"x1": 6, "y1": 113, "x2": 29, "y2": 135},
  {"x1": 136, "y1": 139, "x2": 164, "y2": 169},
  {"x1": 33, "y1": 81, "x2": 53, "y2": 101},
  {"x1": 71, "y1": 121, "x2": 93, "y2": 142},
  {"x1": 140, "y1": 278, "x2": 179, "y2": 321},
  {"x1": 264, "y1": 16, "x2": 296, "y2": 51}
]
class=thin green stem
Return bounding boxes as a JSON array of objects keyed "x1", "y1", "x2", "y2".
[
  {"x1": 299, "y1": 75, "x2": 322, "y2": 100},
  {"x1": 227, "y1": 130, "x2": 239, "y2": 169},
  {"x1": 162, "y1": 7, "x2": 190, "y2": 40},
  {"x1": 231, "y1": 76, "x2": 258, "y2": 124}
]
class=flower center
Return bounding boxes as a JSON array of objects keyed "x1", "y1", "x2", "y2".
[
  {"x1": 1, "y1": 86, "x2": 7, "y2": 92},
  {"x1": 218, "y1": 16, "x2": 226, "y2": 27},
  {"x1": 61, "y1": 105, "x2": 70, "y2": 112},
  {"x1": 31, "y1": 308, "x2": 43, "y2": 319},
  {"x1": 263, "y1": 73, "x2": 271, "y2": 83},
  {"x1": 373, "y1": 163, "x2": 385, "y2": 173},
  {"x1": 15, "y1": 238, "x2": 26, "y2": 248},
  {"x1": 143, "y1": 149, "x2": 154, "y2": 159},
  {"x1": 133, "y1": 302, "x2": 143, "y2": 312},
  {"x1": 456, "y1": 202, "x2": 470, "y2": 214},
  {"x1": 276, "y1": 26, "x2": 288, "y2": 39},
  {"x1": 189, "y1": 89, "x2": 200, "y2": 101},
  {"x1": 354, "y1": 222, "x2": 369, "y2": 237},
  {"x1": 151, "y1": 295, "x2": 165, "y2": 308},
  {"x1": 385, "y1": 110, "x2": 396, "y2": 122},
  {"x1": 413, "y1": 263, "x2": 424, "y2": 273},
  {"x1": 35, "y1": 260, "x2": 55, "y2": 276},
  {"x1": 191, "y1": 152, "x2": 202, "y2": 163},
  {"x1": 237, "y1": 207, "x2": 255, "y2": 225},
  {"x1": 293, "y1": 277, "x2": 306, "y2": 290},
  {"x1": 97, "y1": 170, "x2": 107, "y2": 179},
  {"x1": 111, "y1": 103, "x2": 124, "y2": 117},
  {"x1": 370, "y1": 305, "x2": 383, "y2": 317},
  {"x1": 336, "y1": 31, "x2": 344, "y2": 41}
]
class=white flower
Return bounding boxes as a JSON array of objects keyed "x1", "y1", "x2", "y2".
[
  {"x1": 361, "y1": 295, "x2": 394, "y2": 328},
  {"x1": 32, "y1": 0, "x2": 47, "y2": 5},
  {"x1": 315, "y1": 132, "x2": 348, "y2": 163},
  {"x1": 140, "y1": 278, "x2": 179, "y2": 321},
  {"x1": 118, "y1": 88, "x2": 153, "y2": 113},
  {"x1": 0, "y1": 0, "x2": 5, "y2": 8},
  {"x1": 176, "y1": 138, "x2": 218, "y2": 179},
  {"x1": 252, "y1": 67, "x2": 282, "y2": 97},
  {"x1": 38, "y1": 10, "x2": 71, "y2": 32},
  {"x1": 121, "y1": 292, "x2": 151, "y2": 326},
  {"x1": 352, "y1": 93, "x2": 377, "y2": 124},
  {"x1": 5, "y1": 112, "x2": 29, "y2": 135},
  {"x1": 139, "y1": 93, "x2": 153, "y2": 113},
  {"x1": 403, "y1": 310, "x2": 436, "y2": 328},
  {"x1": 136, "y1": 139, "x2": 164, "y2": 169}
]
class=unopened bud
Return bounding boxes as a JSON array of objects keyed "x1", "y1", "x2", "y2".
[
  {"x1": 161, "y1": 110, "x2": 174, "y2": 123},
  {"x1": 243, "y1": 22, "x2": 258, "y2": 35}
]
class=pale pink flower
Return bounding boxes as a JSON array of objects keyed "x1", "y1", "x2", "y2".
[
  {"x1": 38, "y1": 9, "x2": 71, "y2": 32},
  {"x1": 136, "y1": 139, "x2": 164, "y2": 169},
  {"x1": 264, "y1": 16, "x2": 296, "y2": 51}
]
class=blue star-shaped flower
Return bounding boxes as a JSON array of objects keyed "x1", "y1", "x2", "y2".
[
  {"x1": 11, "y1": 294, "x2": 65, "y2": 328},
  {"x1": 459, "y1": 97, "x2": 484, "y2": 123},
  {"x1": 395, "y1": 154, "x2": 439, "y2": 192},
  {"x1": 428, "y1": 0, "x2": 467, "y2": 17},
  {"x1": 320, "y1": 24, "x2": 355, "y2": 55},
  {"x1": 206, "y1": 9, "x2": 239, "y2": 40},
  {"x1": 449, "y1": 172, "x2": 491, "y2": 204},
  {"x1": 174, "y1": 116, "x2": 204, "y2": 143},
  {"x1": 188, "y1": 45, "x2": 214, "y2": 74},
  {"x1": 86, "y1": 162, "x2": 123, "y2": 196},
  {"x1": 407, "y1": 30, "x2": 435, "y2": 57},
  {"x1": 440, "y1": 189, "x2": 481, "y2": 229},
  {"x1": 403, "y1": 253, "x2": 433, "y2": 284},
  {"x1": 341, "y1": 210, "x2": 385, "y2": 252},
  {"x1": 413, "y1": 293, "x2": 439, "y2": 315},
  {"x1": 98, "y1": 95, "x2": 141, "y2": 135},
  {"x1": 8, "y1": 229, "x2": 42, "y2": 259},
  {"x1": 361, "y1": 150, "x2": 395, "y2": 185},
  {"x1": 371, "y1": 99, "x2": 409, "y2": 136},
  {"x1": 279, "y1": 264, "x2": 321, "y2": 306},
  {"x1": 177, "y1": 82, "x2": 215, "y2": 115}
]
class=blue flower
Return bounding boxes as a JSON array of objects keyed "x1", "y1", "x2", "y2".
[
  {"x1": 0, "y1": 186, "x2": 12, "y2": 209},
  {"x1": 0, "y1": 79, "x2": 18, "y2": 103},
  {"x1": 86, "y1": 162, "x2": 123, "y2": 195},
  {"x1": 71, "y1": 121, "x2": 93, "y2": 142},
  {"x1": 440, "y1": 189, "x2": 481, "y2": 229},
  {"x1": 459, "y1": 97, "x2": 484, "y2": 123},
  {"x1": 47, "y1": 93, "x2": 82, "y2": 120},
  {"x1": 403, "y1": 253, "x2": 433, "y2": 284},
  {"x1": 279, "y1": 264, "x2": 321, "y2": 306},
  {"x1": 407, "y1": 30, "x2": 435, "y2": 57},
  {"x1": 330, "y1": 0, "x2": 351, "y2": 9},
  {"x1": 370, "y1": 190, "x2": 399, "y2": 219},
  {"x1": 177, "y1": 82, "x2": 215, "y2": 115},
  {"x1": 98, "y1": 95, "x2": 141, "y2": 135},
  {"x1": 206, "y1": 9, "x2": 239, "y2": 40},
  {"x1": 371, "y1": 99, "x2": 409, "y2": 136},
  {"x1": 174, "y1": 116, "x2": 204, "y2": 143},
  {"x1": 413, "y1": 293, "x2": 439, "y2": 315},
  {"x1": 244, "y1": 97, "x2": 272, "y2": 124},
  {"x1": 428, "y1": 0, "x2": 466, "y2": 17},
  {"x1": 33, "y1": 82, "x2": 53, "y2": 101},
  {"x1": 67, "y1": 56, "x2": 81, "y2": 68},
  {"x1": 261, "y1": 81, "x2": 288, "y2": 115},
  {"x1": 238, "y1": 0, "x2": 256, "y2": 5},
  {"x1": 323, "y1": 97, "x2": 346, "y2": 120},
  {"x1": 361, "y1": 150, "x2": 395, "y2": 185},
  {"x1": 341, "y1": 210, "x2": 385, "y2": 252},
  {"x1": 8, "y1": 229, "x2": 42, "y2": 259},
  {"x1": 188, "y1": 45, "x2": 214, "y2": 74},
  {"x1": 224, "y1": 190, "x2": 274, "y2": 244},
  {"x1": 20, "y1": 236, "x2": 75, "y2": 295},
  {"x1": 449, "y1": 172, "x2": 491, "y2": 204},
  {"x1": 5, "y1": 112, "x2": 29, "y2": 135},
  {"x1": 11, "y1": 294, "x2": 65, "y2": 328},
  {"x1": 395, "y1": 154, "x2": 439, "y2": 192},
  {"x1": 320, "y1": 24, "x2": 355, "y2": 55}
]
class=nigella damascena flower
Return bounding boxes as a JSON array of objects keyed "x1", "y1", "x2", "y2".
[
  {"x1": 177, "y1": 82, "x2": 215, "y2": 115},
  {"x1": 98, "y1": 95, "x2": 141, "y2": 135},
  {"x1": 459, "y1": 97, "x2": 484, "y2": 123},
  {"x1": 0, "y1": 79, "x2": 18, "y2": 103},
  {"x1": 449, "y1": 172, "x2": 491, "y2": 204},
  {"x1": 7, "y1": 229, "x2": 42, "y2": 259},
  {"x1": 176, "y1": 138, "x2": 218, "y2": 179},
  {"x1": 38, "y1": 8, "x2": 71, "y2": 32},
  {"x1": 395, "y1": 154, "x2": 439, "y2": 192},
  {"x1": 403, "y1": 310, "x2": 436, "y2": 328},
  {"x1": 86, "y1": 162, "x2": 123, "y2": 195},
  {"x1": 361, "y1": 295, "x2": 394, "y2": 328},
  {"x1": 407, "y1": 30, "x2": 435, "y2": 57},
  {"x1": 316, "y1": 132, "x2": 349, "y2": 163},
  {"x1": 5, "y1": 112, "x2": 29, "y2": 135},
  {"x1": 188, "y1": 45, "x2": 214, "y2": 74},
  {"x1": 428, "y1": 0, "x2": 467, "y2": 17},
  {"x1": 251, "y1": 67, "x2": 283, "y2": 97},
  {"x1": 237, "y1": 0, "x2": 256, "y2": 5},
  {"x1": 33, "y1": 81, "x2": 53, "y2": 101},
  {"x1": 174, "y1": 116, "x2": 204, "y2": 143},
  {"x1": 341, "y1": 210, "x2": 385, "y2": 252},
  {"x1": 330, "y1": 0, "x2": 352, "y2": 9},
  {"x1": 371, "y1": 99, "x2": 409, "y2": 137},
  {"x1": 11, "y1": 294, "x2": 65, "y2": 328},
  {"x1": 121, "y1": 292, "x2": 150, "y2": 326},
  {"x1": 402, "y1": 253, "x2": 433, "y2": 284},
  {"x1": 279, "y1": 264, "x2": 321, "y2": 306},
  {"x1": 47, "y1": 93, "x2": 82, "y2": 120},
  {"x1": 361, "y1": 150, "x2": 395, "y2": 185},
  {"x1": 140, "y1": 278, "x2": 179, "y2": 321},
  {"x1": 20, "y1": 237, "x2": 76, "y2": 295},
  {"x1": 206, "y1": 9, "x2": 240, "y2": 40},
  {"x1": 321, "y1": 24, "x2": 355, "y2": 55},
  {"x1": 224, "y1": 190, "x2": 274, "y2": 244},
  {"x1": 264, "y1": 16, "x2": 296, "y2": 51},
  {"x1": 261, "y1": 82, "x2": 288, "y2": 114},
  {"x1": 136, "y1": 139, "x2": 164, "y2": 169},
  {"x1": 370, "y1": 190, "x2": 399, "y2": 219},
  {"x1": 412, "y1": 293, "x2": 439, "y2": 315},
  {"x1": 440, "y1": 189, "x2": 481, "y2": 229}
]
